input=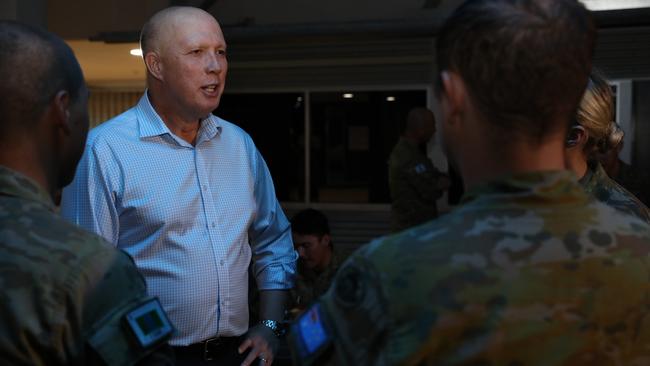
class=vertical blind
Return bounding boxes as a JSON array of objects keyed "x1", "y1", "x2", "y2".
[{"x1": 88, "y1": 90, "x2": 143, "y2": 127}]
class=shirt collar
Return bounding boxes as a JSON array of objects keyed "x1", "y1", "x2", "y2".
[
  {"x1": 135, "y1": 90, "x2": 223, "y2": 143},
  {"x1": 197, "y1": 114, "x2": 222, "y2": 144},
  {"x1": 0, "y1": 165, "x2": 55, "y2": 211},
  {"x1": 398, "y1": 137, "x2": 420, "y2": 149}
]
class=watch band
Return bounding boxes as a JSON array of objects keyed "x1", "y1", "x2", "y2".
[{"x1": 259, "y1": 319, "x2": 283, "y2": 337}]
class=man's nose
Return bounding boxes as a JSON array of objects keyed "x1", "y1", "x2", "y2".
[{"x1": 206, "y1": 53, "x2": 222, "y2": 73}]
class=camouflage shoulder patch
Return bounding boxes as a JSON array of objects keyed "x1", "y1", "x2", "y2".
[
  {"x1": 88, "y1": 297, "x2": 173, "y2": 365},
  {"x1": 414, "y1": 163, "x2": 428, "y2": 174},
  {"x1": 333, "y1": 263, "x2": 368, "y2": 307}
]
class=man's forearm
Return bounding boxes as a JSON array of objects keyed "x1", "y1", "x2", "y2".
[{"x1": 259, "y1": 289, "x2": 290, "y2": 322}]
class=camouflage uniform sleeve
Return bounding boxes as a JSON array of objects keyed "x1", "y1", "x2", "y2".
[
  {"x1": 289, "y1": 248, "x2": 391, "y2": 366},
  {"x1": 404, "y1": 159, "x2": 447, "y2": 203},
  {"x1": 81, "y1": 247, "x2": 174, "y2": 365}
]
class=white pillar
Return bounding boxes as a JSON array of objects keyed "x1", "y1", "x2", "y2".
[{"x1": 616, "y1": 80, "x2": 634, "y2": 164}]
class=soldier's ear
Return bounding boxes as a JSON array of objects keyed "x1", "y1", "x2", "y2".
[
  {"x1": 439, "y1": 71, "x2": 466, "y2": 126},
  {"x1": 52, "y1": 90, "x2": 72, "y2": 135},
  {"x1": 566, "y1": 125, "x2": 587, "y2": 148},
  {"x1": 321, "y1": 234, "x2": 332, "y2": 248}
]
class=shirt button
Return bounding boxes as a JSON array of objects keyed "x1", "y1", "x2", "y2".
[
  {"x1": 211, "y1": 222, "x2": 216, "y2": 228},
  {"x1": 203, "y1": 185, "x2": 207, "y2": 191},
  {"x1": 220, "y1": 260, "x2": 225, "y2": 266}
]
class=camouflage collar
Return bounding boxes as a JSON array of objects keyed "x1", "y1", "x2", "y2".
[
  {"x1": 578, "y1": 160, "x2": 605, "y2": 195},
  {"x1": 298, "y1": 250, "x2": 342, "y2": 281},
  {"x1": 0, "y1": 165, "x2": 55, "y2": 211},
  {"x1": 397, "y1": 137, "x2": 423, "y2": 151},
  {"x1": 461, "y1": 170, "x2": 585, "y2": 204}
]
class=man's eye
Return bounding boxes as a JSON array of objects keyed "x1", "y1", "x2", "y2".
[{"x1": 217, "y1": 49, "x2": 227, "y2": 56}]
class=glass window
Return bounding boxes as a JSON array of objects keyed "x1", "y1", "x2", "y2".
[
  {"x1": 216, "y1": 89, "x2": 427, "y2": 204},
  {"x1": 216, "y1": 93, "x2": 306, "y2": 202},
  {"x1": 310, "y1": 90, "x2": 427, "y2": 203}
]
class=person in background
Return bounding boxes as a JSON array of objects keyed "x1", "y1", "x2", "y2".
[
  {"x1": 598, "y1": 139, "x2": 650, "y2": 207},
  {"x1": 290, "y1": 209, "x2": 341, "y2": 314},
  {"x1": 0, "y1": 21, "x2": 173, "y2": 365},
  {"x1": 288, "y1": 0, "x2": 650, "y2": 364},
  {"x1": 388, "y1": 107, "x2": 450, "y2": 232},
  {"x1": 565, "y1": 69, "x2": 650, "y2": 223},
  {"x1": 61, "y1": 6, "x2": 297, "y2": 366}
]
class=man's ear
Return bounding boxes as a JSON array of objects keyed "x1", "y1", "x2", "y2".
[
  {"x1": 321, "y1": 234, "x2": 331, "y2": 248},
  {"x1": 439, "y1": 70, "x2": 466, "y2": 125},
  {"x1": 144, "y1": 52, "x2": 163, "y2": 80},
  {"x1": 53, "y1": 90, "x2": 71, "y2": 135}
]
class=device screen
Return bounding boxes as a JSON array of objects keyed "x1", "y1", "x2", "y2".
[
  {"x1": 297, "y1": 303, "x2": 330, "y2": 355},
  {"x1": 125, "y1": 298, "x2": 173, "y2": 348}
]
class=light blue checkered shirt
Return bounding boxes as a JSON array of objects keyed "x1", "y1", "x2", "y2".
[{"x1": 61, "y1": 92, "x2": 297, "y2": 345}]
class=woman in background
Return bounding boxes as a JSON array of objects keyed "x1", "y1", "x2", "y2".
[{"x1": 565, "y1": 69, "x2": 650, "y2": 223}]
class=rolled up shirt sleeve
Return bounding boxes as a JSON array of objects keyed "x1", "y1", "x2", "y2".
[{"x1": 248, "y1": 148, "x2": 298, "y2": 290}]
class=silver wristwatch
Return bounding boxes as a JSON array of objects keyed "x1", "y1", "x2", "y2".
[{"x1": 259, "y1": 319, "x2": 283, "y2": 337}]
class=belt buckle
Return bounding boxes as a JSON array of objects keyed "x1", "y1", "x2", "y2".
[{"x1": 203, "y1": 337, "x2": 222, "y2": 361}]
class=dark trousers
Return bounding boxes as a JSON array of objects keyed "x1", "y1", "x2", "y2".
[{"x1": 172, "y1": 336, "x2": 250, "y2": 366}]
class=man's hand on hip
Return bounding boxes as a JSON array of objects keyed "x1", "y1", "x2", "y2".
[{"x1": 238, "y1": 324, "x2": 278, "y2": 366}]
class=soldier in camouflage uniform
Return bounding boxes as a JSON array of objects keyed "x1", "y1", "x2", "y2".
[
  {"x1": 579, "y1": 160, "x2": 650, "y2": 223},
  {"x1": 288, "y1": 1, "x2": 650, "y2": 365},
  {"x1": 289, "y1": 209, "x2": 341, "y2": 314},
  {"x1": 565, "y1": 70, "x2": 650, "y2": 223},
  {"x1": 388, "y1": 108, "x2": 450, "y2": 232},
  {"x1": 0, "y1": 21, "x2": 173, "y2": 365},
  {"x1": 599, "y1": 144, "x2": 650, "y2": 207}
]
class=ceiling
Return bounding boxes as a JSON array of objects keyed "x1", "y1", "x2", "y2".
[
  {"x1": 40, "y1": 0, "x2": 650, "y2": 88},
  {"x1": 67, "y1": 40, "x2": 145, "y2": 89},
  {"x1": 57, "y1": 0, "x2": 456, "y2": 88}
]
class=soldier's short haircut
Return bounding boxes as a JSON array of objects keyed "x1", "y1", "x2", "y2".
[
  {"x1": 0, "y1": 21, "x2": 84, "y2": 134},
  {"x1": 435, "y1": 0, "x2": 596, "y2": 142},
  {"x1": 291, "y1": 209, "x2": 331, "y2": 238}
]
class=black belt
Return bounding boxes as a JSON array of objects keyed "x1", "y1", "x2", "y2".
[{"x1": 173, "y1": 336, "x2": 242, "y2": 361}]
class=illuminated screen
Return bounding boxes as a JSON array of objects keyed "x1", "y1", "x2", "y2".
[
  {"x1": 136, "y1": 310, "x2": 164, "y2": 335},
  {"x1": 299, "y1": 305, "x2": 329, "y2": 354}
]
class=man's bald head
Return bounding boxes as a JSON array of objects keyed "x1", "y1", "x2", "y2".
[
  {"x1": 403, "y1": 107, "x2": 436, "y2": 144},
  {"x1": 0, "y1": 21, "x2": 84, "y2": 136},
  {"x1": 138, "y1": 6, "x2": 228, "y2": 121},
  {"x1": 140, "y1": 6, "x2": 221, "y2": 55},
  {"x1": 407, "y1": 108, "x2": 435, "y2": 130}
]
